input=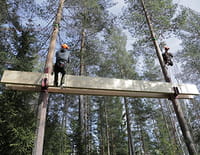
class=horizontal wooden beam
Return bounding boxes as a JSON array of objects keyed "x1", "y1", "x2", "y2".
[
  {"x1": 4, "y1": 84, "x2": 195, "y2": 99},
  {"x1": 1, "y1": 70, "x2": 199, "y2": 99}
]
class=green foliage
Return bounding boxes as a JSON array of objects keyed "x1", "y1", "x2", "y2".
[
  {"x1": 0, "y1": 91, "x2": 35, "y2": 155},
  {"x1": 99, "y1": 27, "x2": 137, "y2": 79},
  {"x1": 123, "y1": 0, "x2": 180, "y2": 45},
  {"x1": 43, "y1": 95, "x2": 72, "y2": 155},
  {"x1": 122, "y1": 1, "x2": 194, "y2": 152},
  {"x1": 153, "y1": 107, "x2": 179, "y2": 154},
  {"x1": 96, "y1": 97, "x2": 128, "y2": 155},
  {"x1": 176, "y1": 8, "x2": 200, "y2": 152},
  {"x1": 12, "y1": 30, "x2": 37, "y2": 71},
  {"x1": 0, "y1": 0, "x2": 7, "y2": 23},
  {"x1": 177, "y1": 8, "x2": 200, "y2": 81},
  {"x1": 1, "y1": 0, "x2": 198, "y2": 154},
  {"x1": 0, "y1": 1, "x2": 38, "y2": 154}
]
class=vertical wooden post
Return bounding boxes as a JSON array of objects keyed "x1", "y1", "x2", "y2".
[
  {"x1": 32, "y1": 93, "x2": 48, "y2": 155},
  {"x1": 139, "y1": 0, "x2": 197, "y2": 154},
  {"x1": 32, "y1": 0, "x2": 65, "y2": 155}
]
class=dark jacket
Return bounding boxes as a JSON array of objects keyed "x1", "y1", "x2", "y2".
[
  {"x1": 162, "y1": 51, "x2": 173, "y2": 60},
  {"x1": 56, "y1": 48, "x2": 70, "y2": 62}
]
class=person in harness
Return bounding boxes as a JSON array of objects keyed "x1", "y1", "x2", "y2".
[
  {"x1": 53, "y1": 43, "x2": 70, "y2": 86},
  {"x1": 162, "y1": 46, "x2": 173, "y2": 66}
]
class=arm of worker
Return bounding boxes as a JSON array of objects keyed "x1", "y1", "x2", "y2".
[{"x1": 169, "y1": 52, "x2": 173, "y2": 57}]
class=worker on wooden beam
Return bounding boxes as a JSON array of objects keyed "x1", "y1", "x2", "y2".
[
  {"x1": 162, "y1": 46, "x2": 173, "y2": 66},
  {"x1": 53, "y1": 43, "x2": 70, "y2": 86}
]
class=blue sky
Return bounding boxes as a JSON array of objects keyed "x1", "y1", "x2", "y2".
[
  {"x1": 111, "y1": 0, "x2": 200, "y2": 12},
  {"x1": 175, "y1": 0, "x2": 200, "y2": 12}
]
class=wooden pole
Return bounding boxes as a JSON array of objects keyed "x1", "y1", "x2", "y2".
[
  {"x1": 139, "y1": 0, "x2": 197, "y2": 154},
  {"x1": 32, "y1": 0, "x2": 65, "y2": 155}
]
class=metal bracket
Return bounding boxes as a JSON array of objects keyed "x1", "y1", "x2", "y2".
[
  {"x1": 41, "y1": 78, "x2": 48, "y2": 91},
  {"x1": 173, "y1": 86, "x2": 180, "y2": 98}
]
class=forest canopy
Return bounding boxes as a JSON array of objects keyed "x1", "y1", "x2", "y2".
[{"x1": 0, "y1": 0, "x2": 200, "y2": 154}]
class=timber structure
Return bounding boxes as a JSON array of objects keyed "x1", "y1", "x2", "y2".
[
  {"x1": 0, "y1": 0, "x2": 199, "y2": 154},
  {"x1": 1, "y1": 70, "x2": 199, "y2": 99}
]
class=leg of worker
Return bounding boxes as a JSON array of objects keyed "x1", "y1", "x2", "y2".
[
  {"x1": 60, "y1": 68, "x2": 66, "y2": 86},
  {"x1": 54, "y1": 65, "x2": 59, "y2": 86}
]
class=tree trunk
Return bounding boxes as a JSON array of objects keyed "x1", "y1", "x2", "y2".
[
  {"x1": 104, "y1": 99, "x2": 111, "y2": 155},
  {"x1": 124, "y1": 97, "x2": 135, "y2": 155},
  {"x1": 136, "y1": 124, "x2": 143, "y2": 154},
  {"x1": 111, "y1": 130, "x2": 116, "y2": 155},
  {"x1": 61, "y1": 95, "x2": 69, "y2": 154},
  {"x1": 99, "y1": 101, "x2": 105, "y2": 155},
  {"x1": 165, "y1": 100, "x2": 186, "y2": 154},
  {"x1": 140, "y1": 0, "x2": 197, "y2": 154},
  {"x1": 78, "y1": 29, "x2": 86, "y2": 154},
  {"x1": 84, "y1": 96, "x2": 89, "y2": 154},
  {"x1": 139, "y1": 124, "x2": 147, "y2": 155},
  {"x1": 160, "y1": 100, "x2": 186, "y2": 154},
  {"x1": 159, "y1": 101, "x2": 178, "y2": 151},
  {"x1": 80, "y1": 29, "x2": 86, "y2": 76},
  {"x1": 32, "y1": 0, "x2": 65, "y2": 155}
]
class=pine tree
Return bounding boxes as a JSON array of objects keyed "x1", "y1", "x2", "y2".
[
  {"x1": 96, "y1": 26, "x2": 138, "y2": 154},
  {"x1": 0, "y1": 1, "x2": 38, "y2": 154},
  {"x1": 176, "y1": 8, "x2": 200, "y2": 152},
  {"x1": 123, "y1": 0, "x2": 198, "y2": 154},
  {"x1": 61, "y1": 1, "x2": 113, "y2": 154},
  {"x1": 35, "y1": 0, "x2": 116, "y2": 154}
]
